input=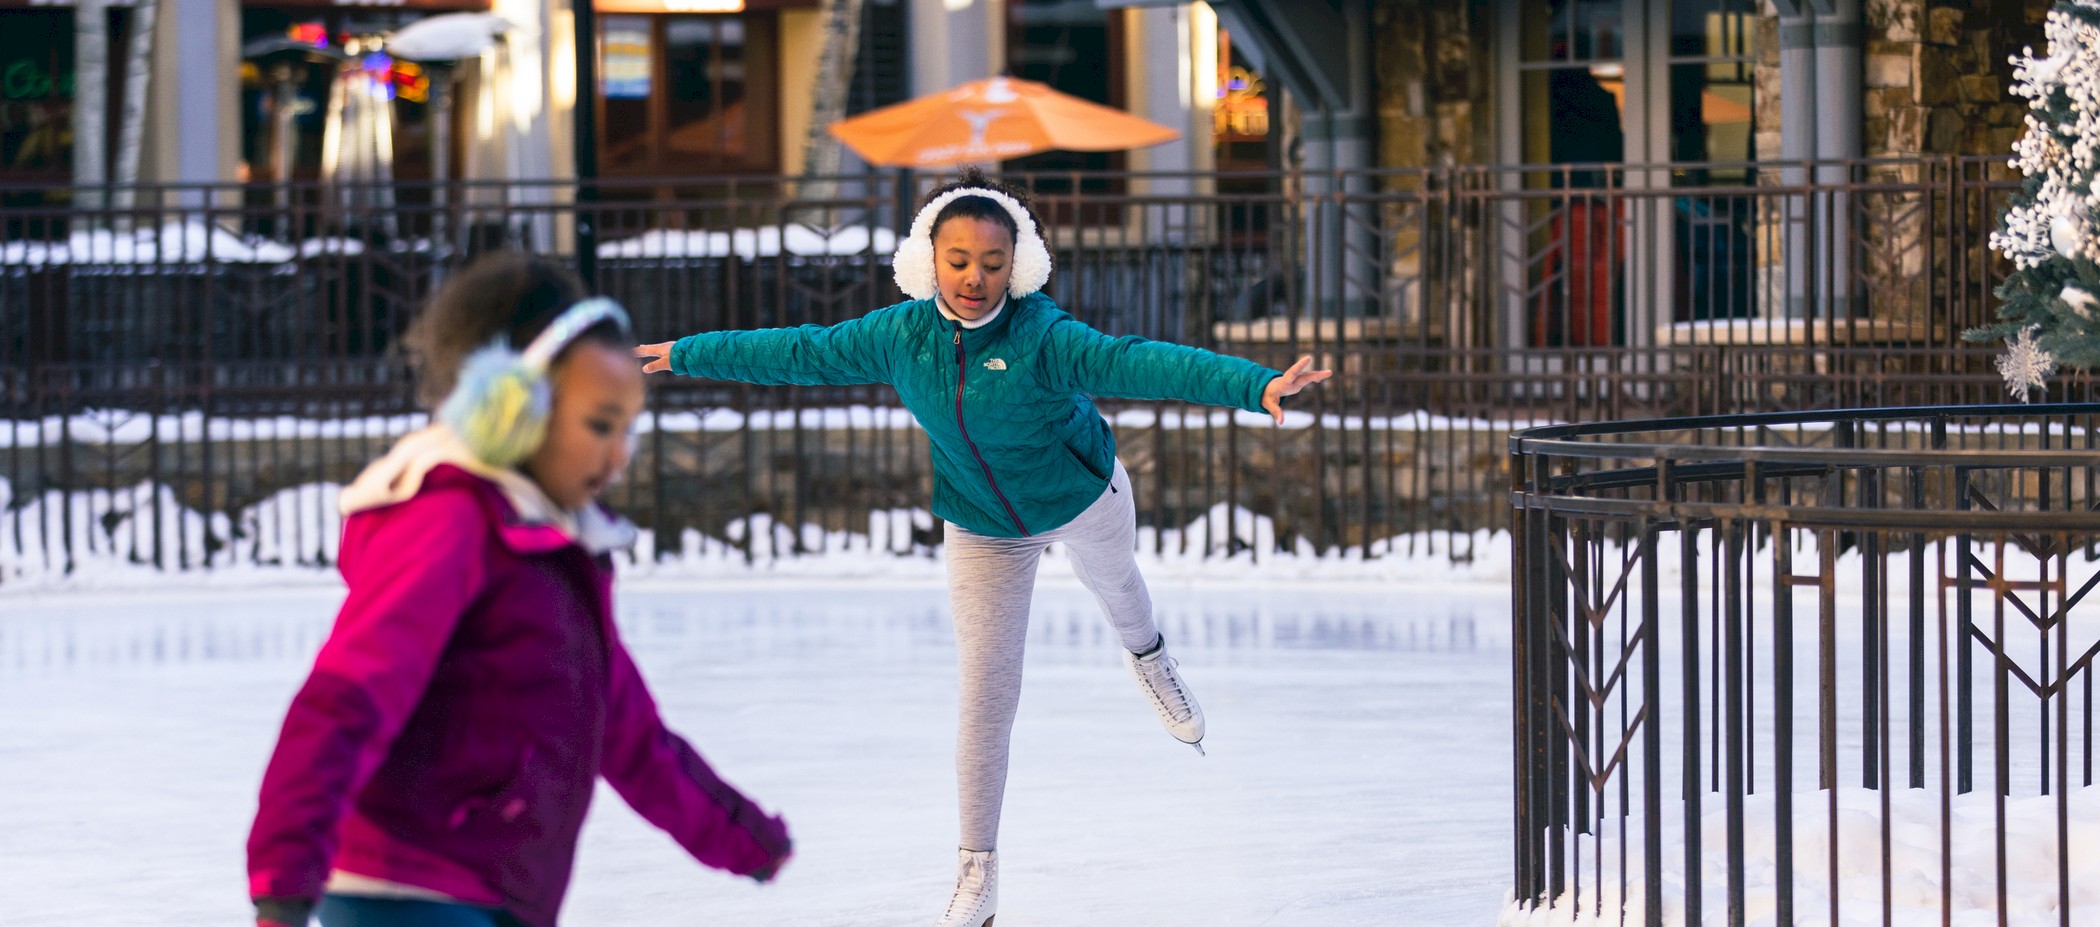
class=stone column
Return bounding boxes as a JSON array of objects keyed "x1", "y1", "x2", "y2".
[
  {"x1": 1817, "y1": 0, "x2": 1863, "y2": 318},
  {"x1": 143, "y1": 0, "x2": 237, "y2": 195},
  {"x1": 909, "y1": 0, "x2": 1001, "y2": 105}
]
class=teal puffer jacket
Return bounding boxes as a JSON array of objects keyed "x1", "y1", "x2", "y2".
[{"x1": 667, "y1": 293, "x2": 1280, "y2": 538}]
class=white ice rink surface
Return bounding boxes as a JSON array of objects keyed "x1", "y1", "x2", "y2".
[{"x1": 0, "y1": 579, "x2": 1510, "y2": 926}]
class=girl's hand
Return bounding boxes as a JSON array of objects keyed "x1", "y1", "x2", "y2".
[
  {"x1": 749, "y1": 848, "x2": 792, "y2": 884},
  {"x1": 1260, "y1": 355, "x2": 1333, "y2": 424},
  {"x1": 633, "y1": 342, "x2": 676, "y2": 374}
]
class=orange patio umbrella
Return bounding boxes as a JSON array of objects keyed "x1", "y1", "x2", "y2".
[{"x1": 827, "y1": 76, "x2": 1181, "y2": 168}]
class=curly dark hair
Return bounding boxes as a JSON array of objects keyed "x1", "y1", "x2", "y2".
[
  {"x1": 921, "y1": 166, "x2": 1042, "y2": 247},
  {"x1": 399, "y1": 251, "x2": 632, "y2": 412}
]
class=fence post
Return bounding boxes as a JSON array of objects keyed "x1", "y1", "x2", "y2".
[{"x1": 1639, "y1": 509, "x2": 1663, "y2": 927}]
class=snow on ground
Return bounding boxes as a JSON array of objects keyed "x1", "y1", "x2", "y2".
[
  {"x1": 1486, "y1": 540, "x2": 2100, "y2": 927},
  {"x1": 0, "y1": 403, "x2": 1539, "y2": 451},
  {"x1": 0, "y1": 580, "x2": 1511, "y2": 926},
  {"x1": 0, "y1": 221, "x2": 364, "y2": 266},
  {"x1": 1497, "y1": 785, "x2": 2100, "y2": 927},
  {"x1": 596, "y1": 225, "x2": 898, "y2": 261},
  {"x1": 0, "y1": 455, "x2": 1513, "y2": 589}
]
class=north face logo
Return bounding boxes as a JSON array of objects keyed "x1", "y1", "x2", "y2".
[{"x1": 983, "y1": 358, "x2": 1008, "y2": 371}]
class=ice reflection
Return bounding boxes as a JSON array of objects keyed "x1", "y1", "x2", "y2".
[
  {"x1": 0, "y1": 583, "x2": 1505, "y2": 672},
  {"x1": 607, "y1": 584, "x2": 1503, "y2": 658},
  {"x1": 0, "y1": 598, "x2": 333, "y2": 672},
  {"x1": 1033, "y1": 590, "x2": 1492, "y2": 653}
]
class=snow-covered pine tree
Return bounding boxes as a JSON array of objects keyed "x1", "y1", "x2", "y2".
[{"x1": 1969, "y1": 0, "x2": 2100, "y2": 399}]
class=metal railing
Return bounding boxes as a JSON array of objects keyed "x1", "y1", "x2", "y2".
[
  {"x1": 0, "y1": 160, "x2": 2070, "y2": 577},
  {"x1": 1509, "y1": 404, "x2": 2100, "y2": 926}
]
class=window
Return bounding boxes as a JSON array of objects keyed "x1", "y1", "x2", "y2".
[
  {"x1": 0, "y1": 10, "x2": 82, "y2": 185},
  {"x1": 1004, "y1": 0, "x2": 1125, "y2": 223},
  {"x1": 597, "y1": 12, "x2": 779, "y2": 177},
  {"x1": 1501, "y1": 0, "x2": 1760, "y2": 344},
  {"x1": 1517, "y1": 0, "x2": 1627, "y2": 184},
  {"x1": 1668, "y1": 0, "x2": 1755, "y2": 181},
  {"x1": 1213, "y1": 28, "x2": 1271, "y2": 171},
  {"x1": 1668, "y1": 0, "x2": 1757, "y2": 323},
  {"x1": 1513, "y1": 0, "x2": 1627, "y2": 346},
  {"x1": 845, "y1": 0, "x2": 907, "y2": 117},
  {"x1": 1213, "y1": 27, "x2": 1276, "y2": 243}
]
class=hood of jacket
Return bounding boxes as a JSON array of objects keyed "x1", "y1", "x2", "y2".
[{"x1": 340, "y1": 425, "x2": 637, "y2": 555}]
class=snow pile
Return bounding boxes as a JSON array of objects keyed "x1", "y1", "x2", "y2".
[
  {"x1": 1109, "y1": 405, "x2": 1555, "y2": 433},
  {"x1": 1498, "y1": 786, "x2": 2100, "y2": 927},
  {"x1": 0, "y1": 482, "x2": 235, "y2": 578},
  {"x1": 0, "y1": 221, "x2": 365, "y2": 266},
  {"x1": 597, "y1": 224, "x2": 898, "y2": 261},
  {"x1": 640, "y1": 405, "x2": 922, "y2": 434},
  {"x1": 0, "y1": 410, "x2": 425, "y2": 449},
  {"x1": 0, "y1": 404, "x2": 1544, "y2": 450},
  {"x1": 0, "y1": 473, "x2": 1510, "y2": 591},
  {"x1": 629, "y1": 504, "x2": 1510, "y2": 587},
  {"x1": 239, "y1": 482, "x2": 346, "y2": 567}
]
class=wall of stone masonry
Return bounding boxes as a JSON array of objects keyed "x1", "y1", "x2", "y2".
[
  {"x1": 1372, "y1": 0, "x2": 1495, "y2": 171},
  {"x1": 1863, "y1": 0, "x2": 2044, "y2": 159},
  {"x1": 1370, "y1": 1, "x2": 1495, "y2": 340}
]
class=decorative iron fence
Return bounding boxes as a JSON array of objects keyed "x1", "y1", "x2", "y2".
[
  {"x1": 0, "y1": 160, "x2": 2078, "y2": 578},
  {"x1": 1509, "y1": 404, "x2": 2100, "y2": 926}
]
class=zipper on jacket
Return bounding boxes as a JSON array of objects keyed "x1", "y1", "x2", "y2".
[{"x1": 954, "y1": 328, "x2": 1030, "y2": 536}]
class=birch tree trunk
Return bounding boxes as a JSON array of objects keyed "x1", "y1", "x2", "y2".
[
  {"x1": 111, "y1": 0, "x2": 159, "y2": 215},
  {"x1": 74, "y1": 0, "x2": 110, "y2": 211},
  {"x1": 794, "y1": 0, "x2": 862, "y2": 222}
]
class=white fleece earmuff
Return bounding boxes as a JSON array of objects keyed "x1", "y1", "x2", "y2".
[
  {"x1": 439, "y1": 296, "x2": 632, "y2": 468},
  {"x1": 892, "y1": 186, "x2": 1053, "y2": 301}
]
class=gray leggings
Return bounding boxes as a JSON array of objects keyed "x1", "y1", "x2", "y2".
[{"x1": 944, "y1": 459, "x2": 1160, "y2": 851}]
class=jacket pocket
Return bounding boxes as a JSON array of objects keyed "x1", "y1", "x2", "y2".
[{"x1": 1057, "y1": 439, "x2": 1110, "y2": 484}]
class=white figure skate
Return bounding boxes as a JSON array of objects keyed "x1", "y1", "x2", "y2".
[
  {"x1": 934, "y1": 847, "x2": 997, "y2": 927},
  {"x1": 1126, "y1": 636, "x2": 1206, "y2": 754}
]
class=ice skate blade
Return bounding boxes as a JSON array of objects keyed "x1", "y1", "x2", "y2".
[{"x1": 1190, "y1": 741, "x2": 1206, "y2": 757}]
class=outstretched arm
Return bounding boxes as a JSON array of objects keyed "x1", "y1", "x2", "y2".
[
  {"x1": 635, "y1": 309, "x2": 896, "y2": 387},
  {"x1": 600, "y1": 639, "x2": 793, "y2": 883},
  {"x1": 1039, "y1": 318, "x2": 1331, "y2": 422}
]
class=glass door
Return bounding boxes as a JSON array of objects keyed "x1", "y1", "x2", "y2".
[
  {"x1": 1515, "y1": 0, "x2": 1628, "y2": 348},
  {"x1": 1497, "y1": 0, "x2": 1758, "y2": 347},
  {"x1": 1668, "y1": 1, "x2": 1758, "y2": 329},
  {"x1": 596, "y1": 11, "x2": 778, "y2": 180}
]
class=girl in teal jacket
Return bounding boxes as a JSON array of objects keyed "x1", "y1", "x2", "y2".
[{"x1": 636, "y1": 168, "x2": 1329, "y2": 927}]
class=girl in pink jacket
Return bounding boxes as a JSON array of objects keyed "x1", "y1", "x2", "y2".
[{"x1": 247, "y1": 253, "x2": 791, "y2": 927}]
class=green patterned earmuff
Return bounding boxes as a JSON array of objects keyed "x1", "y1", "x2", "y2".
[{"x1": 439, "y1": 297, "x2": 631, "y2": 467}]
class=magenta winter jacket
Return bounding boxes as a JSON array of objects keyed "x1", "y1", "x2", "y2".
[{"x1": 246, "y1": 464, "x2": 789, "y2": 926}]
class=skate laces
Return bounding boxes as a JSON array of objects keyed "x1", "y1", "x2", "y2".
[
  {"x1": 1134, "y1": 652, "x2": 1194, "y2": 722},
  {"x1": 942, "y1": 854, "x2": 992, "y2": 920}
]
